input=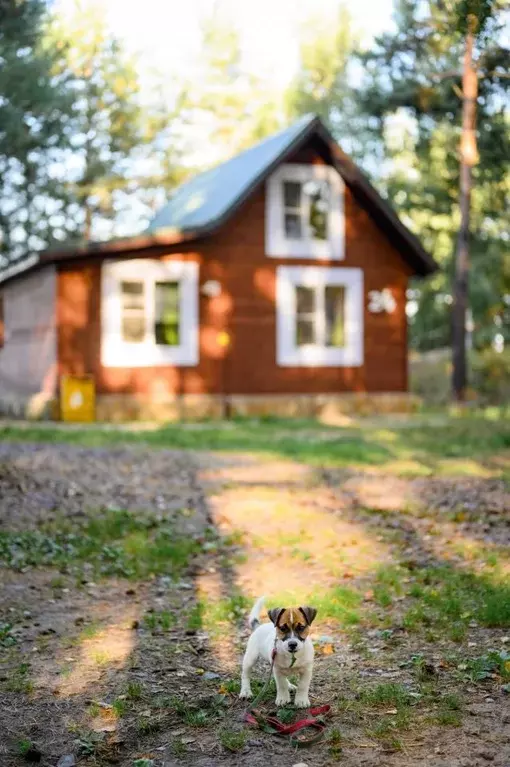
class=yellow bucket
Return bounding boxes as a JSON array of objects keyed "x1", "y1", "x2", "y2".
[{"x1": 60, "y1": 375, "x2": 95, "y2": 422}]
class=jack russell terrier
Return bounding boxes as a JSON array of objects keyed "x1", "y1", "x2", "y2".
[{"x1": 239, "y1": 596, "x2": 317, "y2": 708}]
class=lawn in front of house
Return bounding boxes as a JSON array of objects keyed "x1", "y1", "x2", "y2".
[{"x1": 1, "y1": 407, "x2": 509, "y2": 477}]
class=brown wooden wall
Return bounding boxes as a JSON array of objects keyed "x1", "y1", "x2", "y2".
[{"x1": 57, "y1": 145, "x2": 412, "y2": 397}]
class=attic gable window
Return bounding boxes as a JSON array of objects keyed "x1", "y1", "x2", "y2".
[
  {"x1": 266, "y1": 163, "x2": 344, "y2": 259},
  {"x1": 101, "y1": 259, "x2": 198, "y2": 368}
]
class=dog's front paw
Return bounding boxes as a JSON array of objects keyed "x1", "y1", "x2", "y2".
[
  {"x1": 239, "y1": 687, "x2": 253, "y2": 700},
  {"x1": 294, "y1": 696, "x2": 311, "y2": 708},
  {"x1": 275, "y1": 695, "x2": 291, "y2": 706}
]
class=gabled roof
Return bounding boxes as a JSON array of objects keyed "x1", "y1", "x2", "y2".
[
  {"x1": 147, "y1": 114, "x2": 318, "y2": 235},
  {"x1": 0, "y1": 114, "x2": 436, "y2": 286}
]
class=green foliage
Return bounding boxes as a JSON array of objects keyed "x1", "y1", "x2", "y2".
[
  {"x1": 460, "y1": 650, "x2": 510, "y2": 682},
  {"x1": 411, "y1": 347, "x2": 510, "y2": 405},
  {"x1": 285, "y1": 6, "x2": 358, "y2": 140},
  {"x1": 356, "y1": 0, "x2": 510, "y2": 353},
  {"x1": 0, "y1": 621, "x2": 16, "y2": 647},
  {"x1": 178, "y1": 10, "x2": 281, "y2": 163},
  {"x1": 471, "y1": 348, "x2": 510, "y2": 403},
  {"x1": 47, "y1": 3, "x2": 147, "y2": 240},
  {"x1": 0, "y1": 0, "x2": 74, "y2": 262}
]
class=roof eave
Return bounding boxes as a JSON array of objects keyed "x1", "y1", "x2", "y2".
[
  {"x1": 313, "y1": 122, "x2": 437, "y2": 277},
  {"x1": 0, "y1": 228, "x2": 199, "y2": 286}
]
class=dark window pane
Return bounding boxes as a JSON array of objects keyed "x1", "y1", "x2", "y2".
[
  {"x1": 155, "y1": 322, "x2": 179, "y2": 346},
  {"x1": 121, "y1": 280, "x2": 144, "y2": 310},
  {"x1": 155, "y1": 281, "x2": 180, "y2": 346},
  {"x1": 296, "y1": 286, "x2": 315, "y2": 314},
  {"x1": 325, "y1": 285, "x2": 345, "y2": 347},
  {"x1": 283, "y1": 181, "x2": 301, "y2": 208},
  {"x1": 122, "y1": 315, "x2": 145, "y2": 343},
  {"x1": 307, "y1": 181, "x2": 329, "y2": 240},
  {"x1": 296, "y1": 318, "x2": 316, "y2": 346},
  {"x1": 284, "y1": 213, "x2": 302, "y2": 238}
]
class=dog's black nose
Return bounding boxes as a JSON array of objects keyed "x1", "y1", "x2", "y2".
[{"x1": 288, "y1": 640, "x2": 298, "y2": 652}]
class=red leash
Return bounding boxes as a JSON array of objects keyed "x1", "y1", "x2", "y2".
[
  {"x1": 243, "y1": 646, "x2": 331, "y2": 747},
  {"x1": 244, "y1": 704, "x2": 331, "y2": 747}
]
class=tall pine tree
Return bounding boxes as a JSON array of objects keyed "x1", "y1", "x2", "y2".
[
  {"x1": 356, "y1": 0, "x2": 510, "y2": 363},
  {"x1": 48, "y1": 1, "x2": 148, "y2": 242},
  {"x1": 0, "y1": 0, "x2": 73, "y2": 265}
]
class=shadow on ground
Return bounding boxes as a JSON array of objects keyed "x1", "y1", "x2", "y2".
[{"x1": 0, "y1": 439, "x2": 509, "y2": 767}]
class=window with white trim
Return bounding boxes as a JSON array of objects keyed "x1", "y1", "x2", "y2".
[
  {"x1": 101, "y1": 259, "x2": 198, "y2": 367},
  {"x1": 266, "y1": 163, "x2": 344, "y2": 259},
  {"x1": 276, "y1": 266, "x2": 363, "y2": 367}
]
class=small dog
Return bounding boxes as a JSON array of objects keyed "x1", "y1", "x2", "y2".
[{"x1": 239, "y1": 596, "x2": 317, "y2": 708}]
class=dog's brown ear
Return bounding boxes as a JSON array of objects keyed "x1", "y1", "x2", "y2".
[
  {"x1": 268, "y1": 607, "x2": 285, "y2": 625},
  {"x1": 299, "y1": 606, "x2": 317, "y2": 625}
]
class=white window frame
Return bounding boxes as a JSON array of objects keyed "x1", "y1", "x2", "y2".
[
  {"x1": 265, "y1": 163, "x2": 344, "y2": 259},
  {"x1": 276, "y1": 266, "x2": 363, "y2": 367},
  {"x1": 101, "y1": 259, "x2": 199, "y2": 368}
]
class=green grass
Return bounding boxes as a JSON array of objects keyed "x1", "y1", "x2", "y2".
[
  {"x1": 4, "y1": 662, "x2": 33, "y2": 694},
  {"x1": 143, "y1": 610, "x2": 176, "y2": 631},
  {"x1": 311, "y1": 585, "x2": 362, "y2": 625},
  {"x1": 2, "y1": 410, "x2": 509, "y2": 473},
  {"x1": 360, "y1": 683, "x2": 413, "y2": 708},
  {"x1": 168, "y1": 693, "x2": 227, "y2": 729},
  {"x1": 186, "y1": 602, "x2": 205, "y2": 632},
  {"x1": 404, "y1": 567, "x2": 510, "y2": 631},
  {"x1": 125, "y1": 681, "x2": 144, "y2": 700},
  {"x1": 184, "y1": 709, "x2": 210, "y2": 727},
  {"x1": 16, "y1": 739, "x2": 34, "y2": 756},
  {"x1": 112, "y1": 698, "x2": 128, "y2": 717},
  {"x1": 0, "y1": 508, "x2": 200, "y2": 579},
  {"x1": 441, "y1": 693, "x2": 462, "y2": 711},
  {"x1": 435, "y1": 709, "x2": 462, "y2": 726},
  {"x1": 218, "y1": 728, "x2": 247, "y2": 752}
]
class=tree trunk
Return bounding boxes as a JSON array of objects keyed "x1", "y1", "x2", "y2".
[
  {"x1": 84, "y1": 202, "x2": 92, "y2": 242},
  {"x1": 452, "y1": 22, "x2": 478, "y2": 401}
]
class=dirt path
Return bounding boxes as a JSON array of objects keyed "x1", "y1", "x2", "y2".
[{"x1": 0, "y1": 442, "x2": 509, "y2": 767}]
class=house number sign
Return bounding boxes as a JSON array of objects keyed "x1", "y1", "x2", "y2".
[{"x1": 368, "y1": 288, "x2": 396, "y2": 314}]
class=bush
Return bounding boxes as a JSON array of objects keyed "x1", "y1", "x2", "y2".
[
  {"x1": 471, "y1": 348, "x2": 510, "y2": 404},
  {"x1": 411, "y1": 347, "x2": 510, "y2": 405}
]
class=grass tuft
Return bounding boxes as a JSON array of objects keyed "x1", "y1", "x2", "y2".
[
  {"x1": 219, "y1": 728, "x2": 247, "y2": 752},
  {"x1": 360, "y1": 683, "x2": 412, "y2": 708}
]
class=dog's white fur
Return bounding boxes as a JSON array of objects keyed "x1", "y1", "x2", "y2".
[{"x1": 239, "y1": 596, "x2": 314, "y2": 708}]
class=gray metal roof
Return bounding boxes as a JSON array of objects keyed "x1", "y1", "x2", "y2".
[
  {"x1": 0, "y1": 113, "x2": 437, "y2": 286},
  {"x1": 147, "y1": 114, "x2": 317, "y2": 234}
]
